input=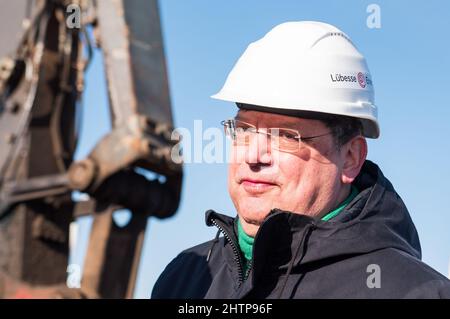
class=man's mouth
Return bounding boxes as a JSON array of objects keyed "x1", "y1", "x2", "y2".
[{"x1": 240, "y1": 178, "x2": 277, "y2": 194}]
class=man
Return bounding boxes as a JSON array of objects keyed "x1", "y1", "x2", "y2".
[{"x1": 152, "y1": 21, "x2": 450, "y2": 298}]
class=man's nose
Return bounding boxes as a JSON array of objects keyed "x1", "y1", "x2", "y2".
[{"x1": 245, "y1": 131, "x2": 272, "y2": 165}]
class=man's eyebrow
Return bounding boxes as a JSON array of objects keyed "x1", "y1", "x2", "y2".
[
  {"x1": 235, "y1": 116, "x2": 302, "y2": 129},
  {"x1": 272, "y1": 120, "x2": 301, "y2": 128}
]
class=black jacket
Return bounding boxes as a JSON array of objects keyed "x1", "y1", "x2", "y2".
[{"x1": 152, "y1": 161, "x2": 450, "y2": 298}]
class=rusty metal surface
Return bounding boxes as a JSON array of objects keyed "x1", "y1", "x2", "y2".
[
  {"x1": 124, "y1": 0, "x2": 173, "y2": 125},
  {"x1": 95, "y1": 0, "x2": 136, "y2": 125},
  {"x1": 68, "y1": 114, "x2": 182, "y2": 193},
  {"x1": 81, "y1": 205, "x2": 148, "y2": 299},
  {"x1": 95, "y1": 0, "x2": 173, "y2": 125},
  {"x1": 94, "y1": 0, "x2": 179, "y2": 174},
  {"x1": 0, "y1": 0, "x2": 81, "y2": 293},
  {"x1": 0, "y1": 270, "x2": 86, "y2": 298},
  {"x1": 0, "y1": 0, "x2": 36, "y2": 59},
  {"x1": 0, "y1": 1, "x2": 47, "y2": 183},
  {"x1": 0, "y1": 174, "x2": 69, "y2": 211}
]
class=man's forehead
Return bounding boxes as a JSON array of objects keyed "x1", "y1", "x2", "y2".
[{"x1": 236, "y1": 109, "x2": 324, "y2": 128}]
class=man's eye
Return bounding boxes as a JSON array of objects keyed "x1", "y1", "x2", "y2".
[
  {"x1": 237, "y1": 125, "x2": 255, "y2": 132},
  {"x1": 279, "y1": 131, "x2": 299, "y2": 141}
]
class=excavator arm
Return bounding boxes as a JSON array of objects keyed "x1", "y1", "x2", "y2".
[{"x1": 0, "y1": 0, "x2": 182, "y2": 298}]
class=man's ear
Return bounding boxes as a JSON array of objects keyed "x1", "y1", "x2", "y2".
[{"x1": 341, "y1": 136, "x2": 367, "y2": 184}]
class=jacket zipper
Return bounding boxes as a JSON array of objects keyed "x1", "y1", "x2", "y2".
[
  {"x1": 244, "y1": 260, "x2": 252, "y2": 280},
  {"x1": 210, "y1": 218, "x2": 246, "y2": 286}
]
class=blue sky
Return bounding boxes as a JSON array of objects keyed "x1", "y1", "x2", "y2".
[{"x1": 71, "y1": 0, "x2": 450, "y2": 298}]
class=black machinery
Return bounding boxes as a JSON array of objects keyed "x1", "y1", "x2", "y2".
[{"x1": 0, "y1": 0, "x2": 182, "y2": 298}]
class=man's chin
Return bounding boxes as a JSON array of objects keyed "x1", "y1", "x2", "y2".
[{"x1": 239, "y1": 209, "x2": 272, "y2": 226}]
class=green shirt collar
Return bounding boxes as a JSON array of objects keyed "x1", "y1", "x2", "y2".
[
  {"x1": 237, "y1": 218, "x2": 254, "y2": 262},
  {"x1": 321, "y1": 185, "x2": 359, "y2": 221}
]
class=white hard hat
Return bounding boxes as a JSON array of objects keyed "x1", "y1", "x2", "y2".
[{"x1": 212, "y1": 21, "x2": 379, "y2": 138}]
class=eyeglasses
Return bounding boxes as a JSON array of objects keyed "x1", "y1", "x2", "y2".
[{"x1": 221, "y1": 119, "x2": 333, "y2": 153}]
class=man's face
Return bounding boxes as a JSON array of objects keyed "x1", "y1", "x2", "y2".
[{"x1": 228, "y1": 110, "x2": 349, "y2": 235}]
